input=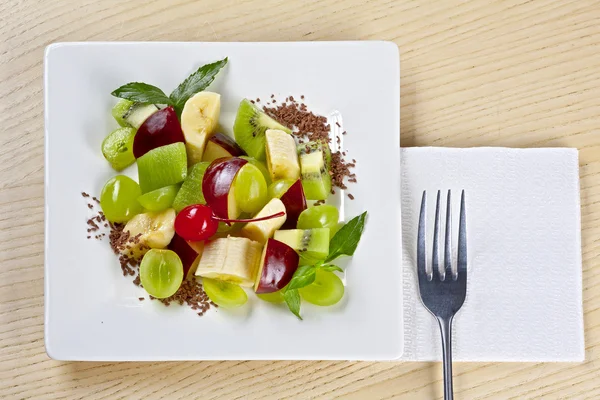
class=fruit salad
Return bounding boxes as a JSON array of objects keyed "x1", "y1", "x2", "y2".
[{"x1": 97, "y1": 58, "x2": 366, "y2": 319}]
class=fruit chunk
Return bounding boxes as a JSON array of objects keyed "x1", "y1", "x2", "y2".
[
  {"x1": 233, "y1": 163, "x2": 268, "y2": 214},
  {"x1": 202, "y1": 157, "x2": 248, "y2": 219},
  {"x1": 139, "y1": 249, "x2": 184, "y2": 298},
  {"x1": 273, "y1": 228, "x2": 330, "y2": 264},
  {"x1": 203, "y1": 278, "x2": 247, "y2": 308},
  {"x1": 233, "y1": 99, "x2": 291, "y2": 161},
  {"x1": 168, "y1": 233, "x2": 201, "y2": 279},
  {"x1": 101, "y1": 127, "x2": 136, "y2": 171},
  {"x1": 240, "y1": 156, "x2": 271, "y2": 185},
  {"x1": 137, "y1": 184, "x2": 180, "y2": 212},
  {"x1": 297, "y1": 205, "x2": 339, "y2": 232},
  {"x1": 100, "y1": 175, "x2": 143, "y2": 223},
  {"x1": 268, "y1": 179, "x2": 307, "y2": 229},
  {"x1": 202, "y1": 133, "x2": 247, "y2": 163},
  {"x1": 123, "y1": 208, "x2": 176, "y2": 256},
  {"x1": 298, "y1": 141, "x2": 332, "y2": 200},
  {"x1": 265, "y1": 129, "x2": 300, "y2": 181},
  {"x1": 133, "y1": 106, "x2": 185, "y2": 158},
  {"x1": 181, "y1": 91, "x2": 221, "y2": 165},
  {"x1": 240, "y1": 198, "x2": 287, "y2": 244},
  {"x1": 195, "y1": 236, "x2": 262, "y2": 287},
  {"x1": 112, "y1": 99, "x2": 159, "y2": 129},
  {"x1": 298, "y1": 269, "x2": 344, "y2": 306},
  {"x1": 137, "y1": 142, "x2": 187, "y2": 193},
  {"x1": 254, "y1": 239, "x2": 299, "y2": 294},
  {"x1": 172, "y1": 161, "x2": 210, "y2": 212},
  {"x1": 257, "y1": 291, "x2": 284, "y2": 303}
]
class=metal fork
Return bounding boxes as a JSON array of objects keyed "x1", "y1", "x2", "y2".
[{"x1": 417, "y1": 190, "x2": 467, "y2": 400}]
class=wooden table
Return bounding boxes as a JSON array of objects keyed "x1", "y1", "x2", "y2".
[{"x1": 1, "y1": 0, "x2": 599, "y2": 398}]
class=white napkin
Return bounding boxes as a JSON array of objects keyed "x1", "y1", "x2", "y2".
[{"x1": 399, "y1": 147, "x2": 584, "y2": 362}]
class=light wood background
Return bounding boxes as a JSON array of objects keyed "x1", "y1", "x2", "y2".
[{"x1": 1, "y1": 0, "x2": 599, "y2": 398}]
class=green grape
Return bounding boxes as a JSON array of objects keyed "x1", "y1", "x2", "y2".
[
  {"x1": 137, "y1": 184, "x2": 180, "y2": 212},
  {"x1": 257, "y1": 291, "x2": 284, "y2": 303},
  {"x1": 240, "y1": 156, "x2": 271, "y2": 185},
  {"x1": 297, "y1": 205, "x2": 339, "y2": 232},
  {"x1": 268, "y1": 179, "x2": 295, "y2": 199},
  {"x1": 203, "y1": 278, "x2": 248, "y2": 308},
  {"x1": 298, "y1": 270, "x2": 344, "y2": 306},
  {"x1": 233, "y1": 163, "x2": 268, "y2": 214},
  {"x1": 139, "y1": 249, "x2": 184, "y2": 299},
  {"x1": 100, "y1": 175, "x2": 143, "y2": 223}
]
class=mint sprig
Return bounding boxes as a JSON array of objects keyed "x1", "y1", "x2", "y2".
[
  {"x1": 110, "y1": 58, "x2": 228, "y2": 113},
  {"x1": 283, "y1": 212, "x2": 368, "y2": 319},
  {"x1": 111, "y1": 83, "x2": 172, "y2": 105}
]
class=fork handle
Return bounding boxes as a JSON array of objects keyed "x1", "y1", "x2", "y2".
[{"x1": 438, "y1": 316, "x2": 454, "y2": 400}]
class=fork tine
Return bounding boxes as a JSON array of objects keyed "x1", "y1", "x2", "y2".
[
  {"x1": 457, "y1": 190, "x2": 467, "y2": 279},
  {"x1": 444, "y1": 190, "x2": 453, "y2": 280},
  {"x1": 418, "y1": 191, "x2": 431, "y2": 281},
  {"x1": 432, "y1": 190, "x2": 441, "y2": 279}
]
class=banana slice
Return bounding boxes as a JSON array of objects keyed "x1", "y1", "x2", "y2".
[
  {"x1": 181, "y1": 91, "x2": 221, "y2": 165},
  {"x1": 195, "y1": 236, "x2": 263, "y2": 287},
  {"x1": 239, "y1": 198, "x2": 287, "y2": 244},
  {"x1": 265, "y1": 129, "x2": 300, "y2": 181},
  {"x1": 122, "y1": 208, "x2": 176, "y2": 257}
]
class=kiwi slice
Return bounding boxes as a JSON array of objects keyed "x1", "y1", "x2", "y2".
[
  {"x1": 111, "y1": 99, "x2": 158, "y2": 129},
  {"x1": 136, "y1": 142, "x2": 187, "y2": 193},
  {"x1": 233, "y1": 99, "x2": 291, "y2": 161},
  {"x1": 172, "y1": 161, "x2": 211, "y2": 212},
  {"x1": 298, "y1": 141, "x2": 332, "y2": 200},
  {"x1": 102, "y1": 127, "x2": 136, "y2": 171},
  {"x1": 273, "y1": 228, "x2": 330, "y2": 264}
]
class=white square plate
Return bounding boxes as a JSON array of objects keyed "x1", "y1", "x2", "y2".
[{"x1": 44, "y1": 41, "x2": 401, "y2": 361}]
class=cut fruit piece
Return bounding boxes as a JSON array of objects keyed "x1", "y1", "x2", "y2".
[
  {"x1": 172, "y1": 161, "x2": 210, "y2": 213},
  {"x1": 203, "y1": 278, "x2": 248, "y2": 308},
  {"x1": 257, "y1": 291, "x2": 284, "y2": 303},
  {"x1": 240, "y1": 156, "x2": 271, "y2": 185},
  {"x1": 273, "y1": 228, "x2": 330, "y2": 264},
  {"x1": 239, "y1": 198, "x2": 287, "y2": 244},
  {"x1": 254, "y1": 239, "x2": 299, "y2": 294},
  {"x1": 202, "y1": 157, "x2": 248, "y2": 219},
  {"x1": 181, "y1": 91, "x2": 221, "y2": 165},
  {"x1": 297, "y1": 205, "x2": 339, "y2": 232},
  {"x1": 139, "y1": 249, "x2": 184, "y2": 299},
  {"x1": 268, "y1": 179, "x2": 295, "y2": 199},
  {"x1": 195, "y1": 236, "x2": 262, "y2": 287},
  {"x1": 279, "y1": 180, "x2": 307, "y2": 229},
  {"x1": 137, "y1": 142, "x2": 187, "y2": 193},
  {"x1": 233, "y1": 98, "x2": 291, "y2": 161},
  {"x1": 137, "y1": 184, "x2": 180, "y2": 212},
  {"x1": 101, "y1": 127, "x2": 136, "y2": 171},
  {"x1": 168, "y1": 233, "x2": 201, "y2": 279},
  {"x1": 112, "y1": 99, "x2": 159, "y2": 129},
  {"x1": 265, "y1": 129, "x2": 300, "y2": 181},
  {"x1": 298, "y1": 269, "x2": 344, "y2": 306},
  {"x1": 233, "y1": 163, "x2": 268, "y2": 215},
  {"x1": 187, "y1": 240, "x2": 205, "y2": 255},
  {"x1": 100, "y1": 175, "x2": 143, "y2": 223},
  {"x1": 202, "y1": 133, "x2": 247, "y2": 163},
  {"x1": 122, "y1": 208, "x2": 176, "y2": 257},
  {"x1": 298, "y1": 141, "x2": 332, "y2": 200},
  {"x1": 133, "y1": 106, "x2": 185, "y2": 158}
]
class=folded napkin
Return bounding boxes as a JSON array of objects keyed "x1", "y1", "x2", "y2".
[{"x1": 399, "y1": 147, "x2": 584, "y2": 362}]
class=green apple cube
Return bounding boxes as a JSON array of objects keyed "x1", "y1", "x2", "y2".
[
  {"x1": 172, "y1": 162, "x2": 210, "y2": 212},
  {"x1": 102, "y1": 127, "x2": 137, "y2": 171},
  {"x1": 137, "y1": 184, "x2": 181, "y2": 212},
  {"x1": 137, "y1": 142, "x2": 187, "y2": 193}
]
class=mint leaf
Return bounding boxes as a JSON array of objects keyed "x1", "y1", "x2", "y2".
[
  {"x1": 320, "y1": 265, "x2": 343, "y2": 273},
  {"x1": 284, "y1": 289, "x2": 302, "y2": 320},
  {"x1": 326, "y1": 211, "x2": 368, "y2": 262},
  {"x1": 170, "y1": 58, "x2": 228, "y2": 114},
  {"x1": 111, "y1": 83, "x2": 172, "y2": 105},
  {"x1": 286, "y1": 265, "x2": 317, "y2": 291}
]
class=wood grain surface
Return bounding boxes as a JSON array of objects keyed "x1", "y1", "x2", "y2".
[{"x1": 1, "y1": 0, "x2": 599, "y2": 398}]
